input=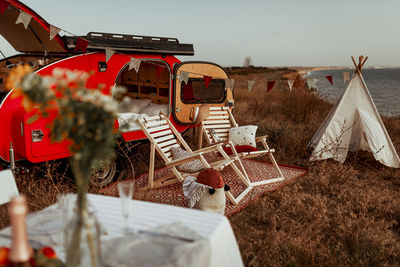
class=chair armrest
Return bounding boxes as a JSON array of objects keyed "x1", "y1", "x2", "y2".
[
  {"x1": 165, "y1": 152, "x2": 204, "y2": 168},
  {"x1": 255, "y1": 135, "x2": 269, "y2": 142},
  {"x1": 193, "y1": 140, "x2": 230, "y2": 154}
]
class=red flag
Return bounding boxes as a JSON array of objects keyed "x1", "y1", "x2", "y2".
[
  {"x1": 74, "y1": 38, "x2": 88, "y2": 54},
  {"x1": 325, "y1": 75, "x2": 333, "y2": 85},
  {"x1": 0, "y1": 0, "x2": 10, "y2": 14},
  {"x1": 267, "y1": 81, "x2": 275, "y2": 92},
  {"x1": 155, "y1": 65, "x2": 165, "y2": 77},
  {"x1": 203, "y1": 75, "x2": 212, "y2": 88}
]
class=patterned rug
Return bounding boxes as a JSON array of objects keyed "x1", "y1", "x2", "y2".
[{"x1": 100, "y1": 159, "x2": 308, "y2": 216}]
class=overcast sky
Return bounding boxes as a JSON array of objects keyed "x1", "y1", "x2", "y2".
[{"x1": 1, "y1": 0, "x2": 400, "y2": 67}]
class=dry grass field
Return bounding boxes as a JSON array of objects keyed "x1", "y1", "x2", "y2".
[
  {"x1": 1, "y1": 67, "x2": 399, "y2": 266},
  {"x1": 228, "y1": 67, "x2": 400, "y2": 266}
]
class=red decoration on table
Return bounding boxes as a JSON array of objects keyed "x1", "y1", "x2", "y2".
[
  {"x1": 38, "y1": 247, "x2": 57, "y2": 259},
  {"x1": 267, "y1": 81, "x2": 276, "y2": 92},
  {"x1": 0, "y1": 247, "x2": 10, "y2": 265},
  {"x1": 325, "y1": 75, "x2": 333, "y2": 85},
  {"x1": 0, "y1": 0, "x2": 10, "y2": 14},
  {"x1": 74, "y1": 38, "x2": 89, "y2": 54},
  {"x1": 155, "y1": 65, "x2": 165, "y2": 77},
  {"x1": 203, "y1": 75, "x2": 212, "y2": 88}
]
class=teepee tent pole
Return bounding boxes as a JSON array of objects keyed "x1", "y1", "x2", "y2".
[
  {"x1": 351, "y1": 56, "x2": 358, "y2": 71},
  {"x1": 360, "y1": 56, "x2": 368, "y2": 69},
  {"x1": 352, "y1": 55, "x2": 368, "y2": 74}
]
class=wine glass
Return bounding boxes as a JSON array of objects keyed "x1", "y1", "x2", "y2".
[{"x1": 118, "y1": 180, "x2": 134, "y2": 233}]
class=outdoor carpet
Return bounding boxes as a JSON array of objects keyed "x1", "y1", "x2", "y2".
[{"x1": 100, "y1": 159, "x2": 308, "y2": 216}]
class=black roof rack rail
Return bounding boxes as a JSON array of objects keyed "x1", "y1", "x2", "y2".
[{"x1": 64, "y1": 32, "x2": 194, "y2": 56}]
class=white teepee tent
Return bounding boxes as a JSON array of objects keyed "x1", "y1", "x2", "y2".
[{"x1": 308, "y1": 56, "x2": 400, "y2": 168}]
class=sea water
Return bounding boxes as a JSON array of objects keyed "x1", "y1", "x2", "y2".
[{"x1": 307, "y1": 68, "x2": 400, "y2": 117}]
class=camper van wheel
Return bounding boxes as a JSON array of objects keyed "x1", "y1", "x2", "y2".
[{"x1": 89, "y1": 159, "x2": 117, "y2": 187}]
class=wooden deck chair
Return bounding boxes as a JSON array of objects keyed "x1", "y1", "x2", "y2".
[
  {"x1": 137, "y1": 113, "x2": 253, "y2": 205},
  {"x1": 0, "y1": 169, "x2": 19, "y2": 205},
  {"x1": 198, "y1": 107, "x2": 284, "y2": 186}
]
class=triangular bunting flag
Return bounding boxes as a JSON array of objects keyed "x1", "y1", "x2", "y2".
[
  {"x1": 15, "y1": 11, "x2": 32, "y2": 29},
  {"x1": 49, "y1": 24, "x2": 61, "y2": 40},
  {"x1": 0, "y1": 0, "x2": 10, "y2": 14},
  {"x1": 247, "y1": 80, "x2": 255, "y2": 91},
  {"x1": 325, "y1": 75, "x2": 333, "y2": 85},
  {"x1": 129, "y1": 57, "x2": 141, "y2": 72},
  {"x1": 179, "y1": 71, "x2": 189, "y2": 84},
  {"x1": 288, "y1": 80, "x2": 295, "y2": 91},
  {"x1": 156, "y1": 65, "x2": 165, "y2": 77},
  {"x1": 105, "y1": 48, "x2": 115, "y2": 63},
  {"x1": 74, "y1": 38, "x2": 89, "y2": 53},
  {"x1": 307, "y1": 78, "x2": 318, "y2": 89},
  {"x1": 343, "y1": 71, "x2": 350, "y2": 83},
  {"x1": 203, "y1": 75, "x2": 212, "y2": 88},
  {"x1": 267, "y1": 80, "x2": 276, "y2": 92},
  {"x1": 225, "y1": 79, "x2": 235, "y2": 90}
]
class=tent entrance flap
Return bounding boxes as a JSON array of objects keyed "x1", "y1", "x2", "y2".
[{"x1": 357, "y1": 108, "x2": 397, "y2": 167}]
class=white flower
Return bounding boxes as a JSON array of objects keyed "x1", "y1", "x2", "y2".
[
  {"x1": 111, "y1": 85, "x2": 126, "y2": 99},
  {"x1": 52, "y1": 68, "x2": 65, "y2": 79}
]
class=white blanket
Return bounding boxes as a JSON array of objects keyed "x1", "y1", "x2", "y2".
[{"x1": 117, "y1": 102, "x2": 169, "y2": 132}]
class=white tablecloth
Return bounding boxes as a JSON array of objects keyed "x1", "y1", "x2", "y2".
[{"x1": 0, "y1": 194, "x2": 243, "y2": 267}]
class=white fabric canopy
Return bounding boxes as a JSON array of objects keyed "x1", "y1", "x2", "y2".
[{"x1": 308, "y1": 73, "x2": 400, "y2": 168}]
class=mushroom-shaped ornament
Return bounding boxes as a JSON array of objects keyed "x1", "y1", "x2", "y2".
[{"x1": 183, "y1": 168, "x2": 230, "y2": 215}]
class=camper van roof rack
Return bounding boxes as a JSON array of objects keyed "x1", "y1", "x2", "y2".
[{"x1": 64, "y1": 32, "x2": 194, "y2": 56}]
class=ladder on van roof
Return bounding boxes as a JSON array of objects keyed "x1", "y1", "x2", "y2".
[{"x1": 64, "y1": 32, "x2": 195, "y2": 56}]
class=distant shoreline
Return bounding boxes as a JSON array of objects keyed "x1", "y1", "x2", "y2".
[{"x1": 292, "y1": 66, "x2": 351, "y2": 76}]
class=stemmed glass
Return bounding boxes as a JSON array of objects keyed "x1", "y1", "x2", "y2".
[{"x1": 118, "y1": 180, "x2": 134, "y2": 233}]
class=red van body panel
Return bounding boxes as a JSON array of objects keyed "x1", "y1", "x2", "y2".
[{"x1": 0, "y1": 52, "x2": 184, "y2": 163}]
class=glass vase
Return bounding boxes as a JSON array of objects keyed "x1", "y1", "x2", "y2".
[{"x1": 64, "y1": 210, "x2": 101, "y2": 267}]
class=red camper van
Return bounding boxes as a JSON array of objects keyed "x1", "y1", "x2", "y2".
[{"x1": 0, "y1": 0, "x2": 234, "y2": 186}]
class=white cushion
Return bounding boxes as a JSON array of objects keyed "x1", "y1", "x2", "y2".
[
  {"x1": 119, "y1": 98, "x2": 152, "y2": 113},
  {"x1": 229, "y1": 125, "x2": 257, "y2": 148},
  {"x1": 171, "y1": 147, "x2": 204, "y2": 173},
  {"x1": 142, "y1": 103, "x2": 169, "y2": 116}
]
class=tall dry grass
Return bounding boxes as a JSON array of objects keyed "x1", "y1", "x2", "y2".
[
  {"x1": 228, "y1": 68, "x2": 400, "y2": 266},
  {"x1": 0, "y1": 67, "x2": 399, "y2": 266}
]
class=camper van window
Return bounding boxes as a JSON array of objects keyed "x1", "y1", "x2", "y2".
[{"x1": 181, "y1": 78, "x2": 225, "y2": 103}]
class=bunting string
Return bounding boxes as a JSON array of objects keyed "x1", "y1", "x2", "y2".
[
  {"x1": 3, "y1": 7, "x2": 278, "y2": 94},
  {"x1": 3, "y1": 4, "x2": 355, "y2": 95}
]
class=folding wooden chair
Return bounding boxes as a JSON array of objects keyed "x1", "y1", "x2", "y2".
[
  {"x1": 137, "y1": 114, "x2": 253, "y2": 205},
  {"x1": 199, "y1": 107, "x2": 284, "y2": 186},
  {"x1": 0, "y1": 169, "x2": 19, "y2": 205}
]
